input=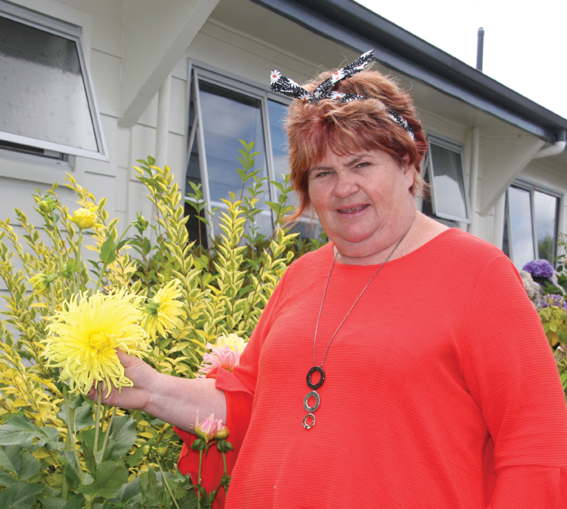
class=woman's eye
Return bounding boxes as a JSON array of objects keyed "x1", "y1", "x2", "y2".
[
  {"x1": 314, "y1": 171, "x2": 332, "y2": 178},
  {"x1": 356, "y1": 162, "x2": 370, "y2": 168}
]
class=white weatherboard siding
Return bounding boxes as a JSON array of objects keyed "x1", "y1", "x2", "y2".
[{"x1": 1, "y1": 0, "x2": 567, "y2": 312}]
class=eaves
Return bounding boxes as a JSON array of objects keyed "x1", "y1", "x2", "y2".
[{"x1": 252, "y1": 0, "x2": 567, "y2": 143}]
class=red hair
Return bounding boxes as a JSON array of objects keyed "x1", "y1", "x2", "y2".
[{"x1": 286, "y1": 66, "x2": 428, "y2": 220}]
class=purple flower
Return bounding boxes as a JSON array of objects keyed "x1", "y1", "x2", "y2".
[
  {"x1": 522, "y1": 259, "x2": 555, "y2": 280},
  {"x1": 541, "y1": 294, "x2": 567, "y2": 311}
]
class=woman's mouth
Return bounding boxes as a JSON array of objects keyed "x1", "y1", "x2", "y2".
[{"x1": 337, "y1": 204, "x2": 369, "y2": 214}]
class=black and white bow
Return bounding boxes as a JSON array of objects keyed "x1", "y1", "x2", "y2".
[
  {"x1": 270, "y1": 50, "x2": 414, "y2": 140},
  {"x1": 270, "y1": 50, "x2": 374, "y2": 104}
]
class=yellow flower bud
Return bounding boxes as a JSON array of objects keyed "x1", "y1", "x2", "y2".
[
  {"x1": 72, "y1": 208, "x2": 97, "y2": 230},
  {"x1": 38, "y1": 201, "x2": 50, "y2": 213},
  {"x1": 28, "y1": 273, "x2": 56, "y2": 295}
]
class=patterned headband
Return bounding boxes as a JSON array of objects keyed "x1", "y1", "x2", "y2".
[{"x1": 270, "y1": 50, "x2": 415, "y2": 140}]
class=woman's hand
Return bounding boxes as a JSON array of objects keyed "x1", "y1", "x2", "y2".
[
  {"x1": 86, "y1": 349, "x2": 227, "y2": 431},
  {"x1": 86, "y1": 349, "x2": 157, "y2": 411}
]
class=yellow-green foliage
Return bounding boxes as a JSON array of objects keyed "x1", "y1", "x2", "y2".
[
  {"x1": 539, "y1": 305, "x2": 567, "y2": 348},
  {"x1": 0, "y1": 146, "x2": 323, "y2": 506}
]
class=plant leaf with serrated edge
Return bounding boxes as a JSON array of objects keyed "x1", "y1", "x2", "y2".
[
  {"x1": 74, "y1": 401, "x2": 95, "y2": 431},
  {"x1": 108, "y1": 415, "x2": 137, "y2": 458},
  {"x1": 80, "y1": 438, "x2": 96, "y2": 475},
  {"x1": 0, "y1": 417, "x2": 46, "y2": 448},
  {"x1": 0, "y1": 446, "x2": 21, "y2": 474},
  {"x1": 110, "y1": 476, "x2": 142, "y2": 505},
  {"x1": 0, "y1": 482, "x2": 44, "y2": 509},
  {"x1": 139, "y1": 469, "x2": 163, "y2": 508},
  {"x1": 16, "y1": 450, "x2": 40, "y2": 481},
  {"x1": 77, "y1": 461, "x2": 128, "y2": 499},
  {"x1": 0, "y1": 469, "x2": 17, "y2": 487},
  {"x1": 61, "y1": 496, "x2": 85, "y2": 509}
]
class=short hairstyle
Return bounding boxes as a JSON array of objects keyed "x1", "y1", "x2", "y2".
[{"x1": 285, "y1": 65, "x2": 428, "y2": 220}]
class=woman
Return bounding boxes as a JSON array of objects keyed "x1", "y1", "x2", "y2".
[{"x1": 96, "y1": 51, "x2": 567, "y2": 507}]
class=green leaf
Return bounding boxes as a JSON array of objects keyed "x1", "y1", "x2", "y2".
[
  {"x1": 0, "y1": 446, "x2": 38, "y2": 481},
  {"x1": 0, "y1": 417, "x2": 46, "y2": 448},
  {"x1": 74, "y1": 401, "x2": 95, "y2": 431},
  {"x1": 123, "y1": 478, "x2": 143, "y2": 500},
  {"x1": 0, "y1": 446, "x2": 20, "y2": 474},
  {"x1": 17, "y1": 451, "x2": 40, "y2": 481},
  {"x1": 41, "y1": 497, "x2": 67, "y2": 509},
  {"x1": 108, "y1": 416, "x2": 137, "y2": 458},
  {"x1": 63, "y1": 495, "x2": 88, "y2": 509},
  {"x1": 139, "y1": 469, "x2": 163, "y2": 508},
  {"x1": 0, "y1": 482, "x2": 44, "y2": 509},
  {"x1": 39, "y1": 426, "x2": 61, "y2": 449},
  {"x1": 80, "y1": 438, "x2": 97, "y2": 475},
  {"x1": 100, "y1": 236, "x2": 117, "y2": 265},
  {"x1": 0, "y1": 469, "x2": 17, "y2": 487},
  {"x1": 60, "y1": 450, "x2": 82, "y2": 485},
  {"x1": 78, "y1": 462, "x2": 128, "y2": 499}
]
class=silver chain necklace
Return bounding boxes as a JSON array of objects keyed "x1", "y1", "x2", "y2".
[{"x1": 302, "y1": 218, "x2": 415, "y2": 429}]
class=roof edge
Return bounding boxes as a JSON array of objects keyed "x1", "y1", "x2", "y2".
[{"x1": 252, "y1": 0, "x2": 567, "y2": 143}]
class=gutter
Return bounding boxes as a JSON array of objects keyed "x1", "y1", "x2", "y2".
[{"x1": 532, "y1": 131, "x2": 567, "y2": 159}]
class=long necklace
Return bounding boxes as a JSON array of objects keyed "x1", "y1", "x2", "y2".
[{"x1": 302, "y1": 219, "x2": 415, "y2": 429}]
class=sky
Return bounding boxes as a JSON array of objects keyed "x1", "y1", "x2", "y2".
[{"x1": 356, "y1": 0, "x2": 567, "y2": 119}]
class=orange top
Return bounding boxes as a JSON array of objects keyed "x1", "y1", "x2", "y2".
[{"x1": 177, "y1": 229, "x2": 567, "y2": 508}]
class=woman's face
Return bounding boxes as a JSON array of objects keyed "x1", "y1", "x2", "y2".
[{"x1": 307, "y1": 148, "x2": 416, "y2": 264}]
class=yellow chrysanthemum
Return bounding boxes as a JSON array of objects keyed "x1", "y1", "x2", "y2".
[
  {"x1": 43, "y1": 289, "x2": 149, "y2": 395},
  {"x1": 143, "y1": 280, "x2": 184, "y2": 338},
  {"x1": 216, "y1": 333, "x2": 246, "y2": 353}
]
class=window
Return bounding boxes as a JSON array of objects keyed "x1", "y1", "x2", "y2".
[
  {"x1": 503, "y1": 181, "x2": 561, "y2": 269},
  {"x1": 186, "y1": 65, "x2": 324, "y2": 243},
  {"x1": 422, "y1": 136, "x2": 470, "y2": 225},
  {"x1": 0, "y1": 1, "x2": 107, "y2": 160}
]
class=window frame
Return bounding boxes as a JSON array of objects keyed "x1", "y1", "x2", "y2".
[
  {"x1": 424, "y1": 135, "x2": 471, "y2": 224},
  {"x1": 504, "y1": 179, "x2": 563, "y2": 266},
  {"x1": 185, "y1": 61, "x2": 292, "y2": 239},
  {"x1": 0, "y1": 0, "x2": 108, "y2": 161}
]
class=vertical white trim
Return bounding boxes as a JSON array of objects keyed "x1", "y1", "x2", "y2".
[
  {"x1": 492, "y1": 193, "x2": 506, "y2": 249},
  {"x1": 468, "y1": 127, "x2": 480, "y2": 235},
  {"x1": 156, "y1": 74, "x2": 172, "y2": 168}
]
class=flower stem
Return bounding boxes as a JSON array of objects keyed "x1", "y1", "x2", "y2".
[
  {"x1": 93, "y1": 386, "x2": 102, "y2": 463},
  {"x1": 74, "y1": 230, "x2": 83, "y2": 294},
  {"x1": 157, "y1": 459, "x2": 181, "y2": 509},
  {"x1": 197, "y1": 449, "x2": 203, "y2": 509},
  {"x1": 99, "y1": 406, "x2": 116, "y2": 462},
  {"x1": 222, "y1": 451, "x2": 228, "y2": 478},
  {"x1": 63, "y1": 389, "x2": 84, "y2": 484}
]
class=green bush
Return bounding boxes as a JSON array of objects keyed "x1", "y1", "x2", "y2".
[{"x1": 0, "y1": 144, "x2": 324, "y2": 508}]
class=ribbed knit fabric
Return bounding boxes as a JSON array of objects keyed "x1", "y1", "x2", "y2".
[{"x1": 178, "y1": 229, "x2": 567, "y2": 508}]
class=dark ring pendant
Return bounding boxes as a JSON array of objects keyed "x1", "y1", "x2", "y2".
[{"x1": 306, "y1": 366, "x2": 325, "y2": 390}]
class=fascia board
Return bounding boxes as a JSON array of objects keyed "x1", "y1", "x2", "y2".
[{"x1": 252, "y1": 0, "x2": 567, "y2": 143}]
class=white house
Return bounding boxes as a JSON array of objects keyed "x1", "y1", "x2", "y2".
[{"x1": 1, "y1": 0, "x2": 566, "y2": 291}]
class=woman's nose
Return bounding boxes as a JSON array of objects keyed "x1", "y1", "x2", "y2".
[{"x1": 333, "y1": 171, "x2": 358, "y2": 198}]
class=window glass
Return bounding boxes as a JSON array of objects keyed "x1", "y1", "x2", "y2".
[
  {"x1": 507, "y1": 186, "x2": 535, "y2": 269},
  {"x1": 186, "y1": 68, "x2": 321, "y2": 241},
  {"x1": 0, "y1": 13, "x2": 100, "y2": 155},
  {"x1": 268, "y1": 100, "x2": 289, "y2": 185},
  {"x1": 429, "y1": 143, "x2": 468, "y2": 221},
  {"x1": 268, "y1": 99, "x2": 296, "y2": 206},
  {"x1": 534, "y1": 190, "x2": 559, "y2": 262},
  {"x1": 199, "y1": 82, "x2": 268, "y2": 205},
  {"x1": 197, "y1": 80, "x2": 274, "y2": 236}
]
